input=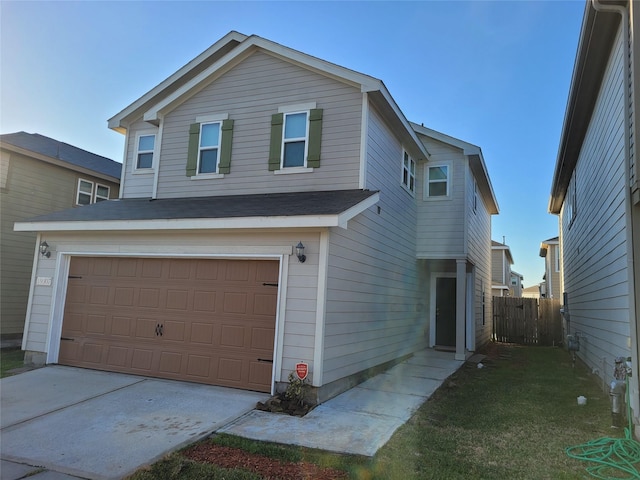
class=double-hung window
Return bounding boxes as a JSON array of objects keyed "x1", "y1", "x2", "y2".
[
  {"x1": 282, "y1": 112, "x2": 308, "y2": 168},
  {"x1": 269, "y1": 103, "x2": 322, "y2": 172},
  {"x1": 76, "y1": 179, "x2": 110, "y2": 206},
  {"x1": 198, "y1": 122, "x2": 221, "y2": 174},
  {"x1": 135, "y1": 133, "x2": 155, "y2": 170},
  {"x1": 426, "y1": 163, "x2": 450, "y2": 198},
  {"x1": 402, "y1": 150, "x2": 415, "y2": 193},
  {"x1": 187, "y1": 114, "x2": 233, "y2": 178}
]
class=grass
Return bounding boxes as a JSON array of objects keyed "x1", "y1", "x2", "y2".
[
  {"x1": 131, "y1": 344, "x2": 623, "y2": 479},
  {"x1": 1, "y1": 348, "x2": 25, "y2": 378}
]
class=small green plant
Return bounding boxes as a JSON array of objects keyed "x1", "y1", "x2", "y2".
[{"x1": 284, "y1": 371, "x2": 309, "y2": 406}]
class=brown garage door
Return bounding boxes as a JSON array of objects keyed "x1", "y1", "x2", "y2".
[{"x1": 59, "y1": 257, "x2": 278, "y2": 392}]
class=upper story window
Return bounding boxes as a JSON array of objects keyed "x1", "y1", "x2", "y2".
[
  {"x1": 567, "y1": 172, "x2": 577, "y2": 228},
  {"x1": 426, "y1": 163, "x2": 450, "y2": 198},
  {"x1": 269, "y1": 103, "x2": 323, "y2": 173},
  {"x1": 198, "y1": 122, "x2": 221, "y2": 174},
  {"x1": 402, "y1": 150, "x2": 415, "y2": 193},
  {"x1": 76, "y1": 179, "x2": 110, "y2": 206},
  {"x1": 135, "y1": 133, "x2": 155, "y2": 171},
  {"x1": 555, "y1": 246, "x2": 561, "y2": 272},
  {"x1": 283, "y1": 112, "x2": 308, "y2": 168},
  {"x1": 187, "y1": 114, "x2": 233, "y2": 179}
]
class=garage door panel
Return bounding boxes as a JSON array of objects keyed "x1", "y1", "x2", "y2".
[{"x1": 60, "y1": 257, "x2": 278, "y2": 392}]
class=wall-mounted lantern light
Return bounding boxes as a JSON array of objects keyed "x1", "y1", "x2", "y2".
[
  {"x1": 39, "y1": 241, "x2": 51, "y2": 258},
  {"x1": 295, "y1": 241, "x2": 306, "y2": 263}
]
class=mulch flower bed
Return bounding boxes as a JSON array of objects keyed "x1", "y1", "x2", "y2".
[{"x1": 183, "y1": 443, "x2": 348, "y2": 480}]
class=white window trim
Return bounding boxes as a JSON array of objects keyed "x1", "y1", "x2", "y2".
[
  {"x1": 424, "y1": 162, "x2": 452, "y2": 200},
  {"x1": 76, "y1": 178, "x2": 94, "y2": 205},
  {"x1": 197, "y1": 121, "x2": 222, "y2": 175},
  {"x1": 278, "y1": 102, "x2": 316, "y2": 170},
  {"x1": 95, "y1": 183, "x2": 110, "y2": 202},
  {"x1": 133, "y1": 130, "x2": 157, "y2": 174},
  {"x1": 555, "y1": 246, "x2": 560, "y2": 272},
  {"x1": 401, "y1": 149, "x2": 416, "y2": 195}
]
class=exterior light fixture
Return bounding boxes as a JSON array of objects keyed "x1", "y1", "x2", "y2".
[
  {"x1": 39, "y1": 241, "x2": 51, "y2": 258},
  {"x1": 295, "y1": 241, "x2": 306, "y2": 263}
]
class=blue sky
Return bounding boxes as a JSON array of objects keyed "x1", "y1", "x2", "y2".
[{"x1": 0, "y1": 0, "x2": 585, "y2": 286}]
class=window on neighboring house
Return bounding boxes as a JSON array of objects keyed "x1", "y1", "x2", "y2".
[
  {"x1": 186, "y1": 115, "x2": 234, "y2": 178},
  {"x1": 135, "y1": 134, "x2": 155, "y2": 170},
  {"x1": 555, "y1": 246, "x2": 561, "y2": 272},
  {"x1": 198, "y1": 122, "x2": 221, "y2": 174},
  {"x1": 567, "y1": 172, "x2": 577, "y2": 227},
  {"x1": 269, "y1": 103, "x2": 323, "y2": 172},
  {"x1": 76, "y1": 179, "x2": 110, "y2": 205},
  {"x1": 402, "y1": 150, "x2": 415, "y2": 193},
  {"x1": 426, "y1": 164, "x2": 450, "y2": 198}
]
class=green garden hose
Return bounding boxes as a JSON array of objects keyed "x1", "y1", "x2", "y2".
[{"x1": 566, "y1": 377, "x2": 640, "y2": 479}]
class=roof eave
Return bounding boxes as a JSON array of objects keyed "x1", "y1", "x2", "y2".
[{"x1": 549, "y1": 1, "x2": 623, "y2": 214}]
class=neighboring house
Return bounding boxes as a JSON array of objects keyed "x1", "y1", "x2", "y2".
[
  {"x1": 548, "y1": 0, "x2": 639, "y2": 437},
  {"x1": 15, "y1": 32, "x2": 498, "y2": 403},
  {"x1": 0, "y1": 132, "x2": 121, "y2": 340},
  {"x1": 491, "y1": 240, "x2": 514, "y2": 297},
  {"x1": 510, "y1": 270, "x2": 524, "y2": 297},
  {"x1": 522, "y1": 285, "x2": 541, "y2": 299},
  {"x1": 539, "y1": 236, "x2": 562, "y2": 299}
]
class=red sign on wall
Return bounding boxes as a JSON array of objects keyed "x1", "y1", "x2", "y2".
[{"x1": 295, "y1": 362, "x2": 308, "y2": 380}]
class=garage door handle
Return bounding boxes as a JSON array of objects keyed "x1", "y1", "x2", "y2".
[
  {"x1": 257, "y1": 358, "x2": 273, "y2": 363},
  {"x1": 61, "y1": 337, "x2": 74, "y2": 341},
  {"x1": 155, "y1": 324, "x2": 163, "y2": 336},
  {"x1": 262, "y1": 283, "x2": 278, "y2": 287}
]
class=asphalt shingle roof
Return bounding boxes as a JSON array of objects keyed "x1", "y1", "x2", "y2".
[
  {"x1": 0, "y1": 132, "x2": 121, "y2": 179},
  {"x1": 21, "y1": 189, "x2": 378, "y2": 224}
]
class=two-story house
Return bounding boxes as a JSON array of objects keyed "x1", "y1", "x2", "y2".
[
  {"x1": 0, "y1": 132, "x2": 120, "y2": 341},
  {"x1": 15, "y1": 32, "x2": 498, "y2": 403},
  {"x1": 539, "y1": 236, "x2": 561, "y2": 299},
  {"x1": 491, "y1": 240, "x2": 514, "y2": 297},
  {"x1": 548, "y1": 0, "x2": 639, "y2": 437}
]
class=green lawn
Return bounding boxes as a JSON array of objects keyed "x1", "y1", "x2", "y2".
[
  {"x1": 1, "y1": 348, "x2": 25, "y2": 378},
  {"x1": 128, "y1": 344, "x2": 632, "y2": 479}
]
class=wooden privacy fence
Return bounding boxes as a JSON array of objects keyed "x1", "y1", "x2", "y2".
[{"x1": 492, "y1": 297, "x2": 563, "y2": 346}]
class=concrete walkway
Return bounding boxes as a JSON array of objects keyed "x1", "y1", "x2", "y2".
[
  {"x1": 221, "y1": 349, "x2": 464, "y2": 456},
  {"x1": 1, "y1": 349, "x2": 464, "y2": 479}
]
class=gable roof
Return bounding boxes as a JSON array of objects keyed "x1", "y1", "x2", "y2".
[
  {"x1": 411, "y1": 123, "x2": 499, "y2": 214},
  {"x1": 549, "y1": 1, "x2": 622, "y2": 213},
  {"x1": 0, "y1": 131, "x2": 121, "y2": 181},
  {"x1": 539, "y1": 236, "x2": 559, "y2": 257},
  {"x1": 491, "y1": 240, "x2": 514, "y2": 264},
  {"x1": 108, "y1": 31, "x2": 429, "y2": 161},
  {"x1": 14, "y1": 189, "x2": 379, "y2": 232}
]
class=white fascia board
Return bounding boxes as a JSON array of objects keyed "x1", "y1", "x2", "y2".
[
  {"x1": 411, "y1": 122, "x2": 480, "y2": 154},
  {"x1": 378, "y1": 90, "x2": 430, "y2": 160},
  {"x1": 336, "y1": 191, "x2": 380, "y2": 228},
  {"x1": 15, "y1": 214, "x2": 349, "y2": 232},
  {"x1": 144, "y1": 34, "x2": 383, "y2": 123},
  {"x1": 109, "y1": 31, "x2": 248, "y2": 130}
]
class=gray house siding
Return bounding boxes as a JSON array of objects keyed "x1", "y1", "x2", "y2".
[
  {"x1": 322, "y1": 105, "x2": 421, "y2": 387},
  {"x1": 465, "y1": 166, "x2": 493, "y2": 347},
  {"x1": 415, "y1": 136, "x2": 465, "y2": 258},
  {"x1": 1, "y1": 151, "x2": 119, "y2": 337},
  {"x1": 560, "y1": 25, "x2": 632, "y2": 391},
  {"x1": 128, "y1": 51, "x2": 362, "y2": 199}
]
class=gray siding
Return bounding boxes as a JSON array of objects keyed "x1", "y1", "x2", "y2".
[
  {"x1": 415, "y1": 136, "x2": 466, "y2": 258},
  {"x1": 1, "y1": 152, "x2": 119, "y2": 336},
  {"x1": 322, "y1": 105, "x2": 421, "y2": 384},
  {"x1": 124, "y1": 51, "x2": 362, "y2": 199},
  {"x1": 560, "y1": 26, "x2": 632, "y2": 385},
  {"x1": 466, "y1": 167, "x2": 493, "y2": 347}
]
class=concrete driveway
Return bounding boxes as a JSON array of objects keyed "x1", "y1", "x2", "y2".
[{"x1": 0, "y1": 366, "x2": 269, "y2": 480}]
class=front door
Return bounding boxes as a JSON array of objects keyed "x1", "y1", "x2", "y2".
[{"x1": 435, "y1": 277, "x2": 456, "y2": 347}]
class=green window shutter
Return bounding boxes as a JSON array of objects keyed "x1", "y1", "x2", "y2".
[
  {"x1": 186, "y1": 123, "x2": 200, "y2": 177},
  {"x1": 218, "y1": 119, "x2": 234, "y2": 174},
  {"x1": 269, "y1": 113, "x2": 283, "y2": 171},
  {"x1": 307, "y1": 108, "x2": 323, "y2": 168}
]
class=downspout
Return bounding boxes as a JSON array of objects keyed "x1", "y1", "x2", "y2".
[{"x1": 591, "y1": 0, "x2": 640, "y2": 433}]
